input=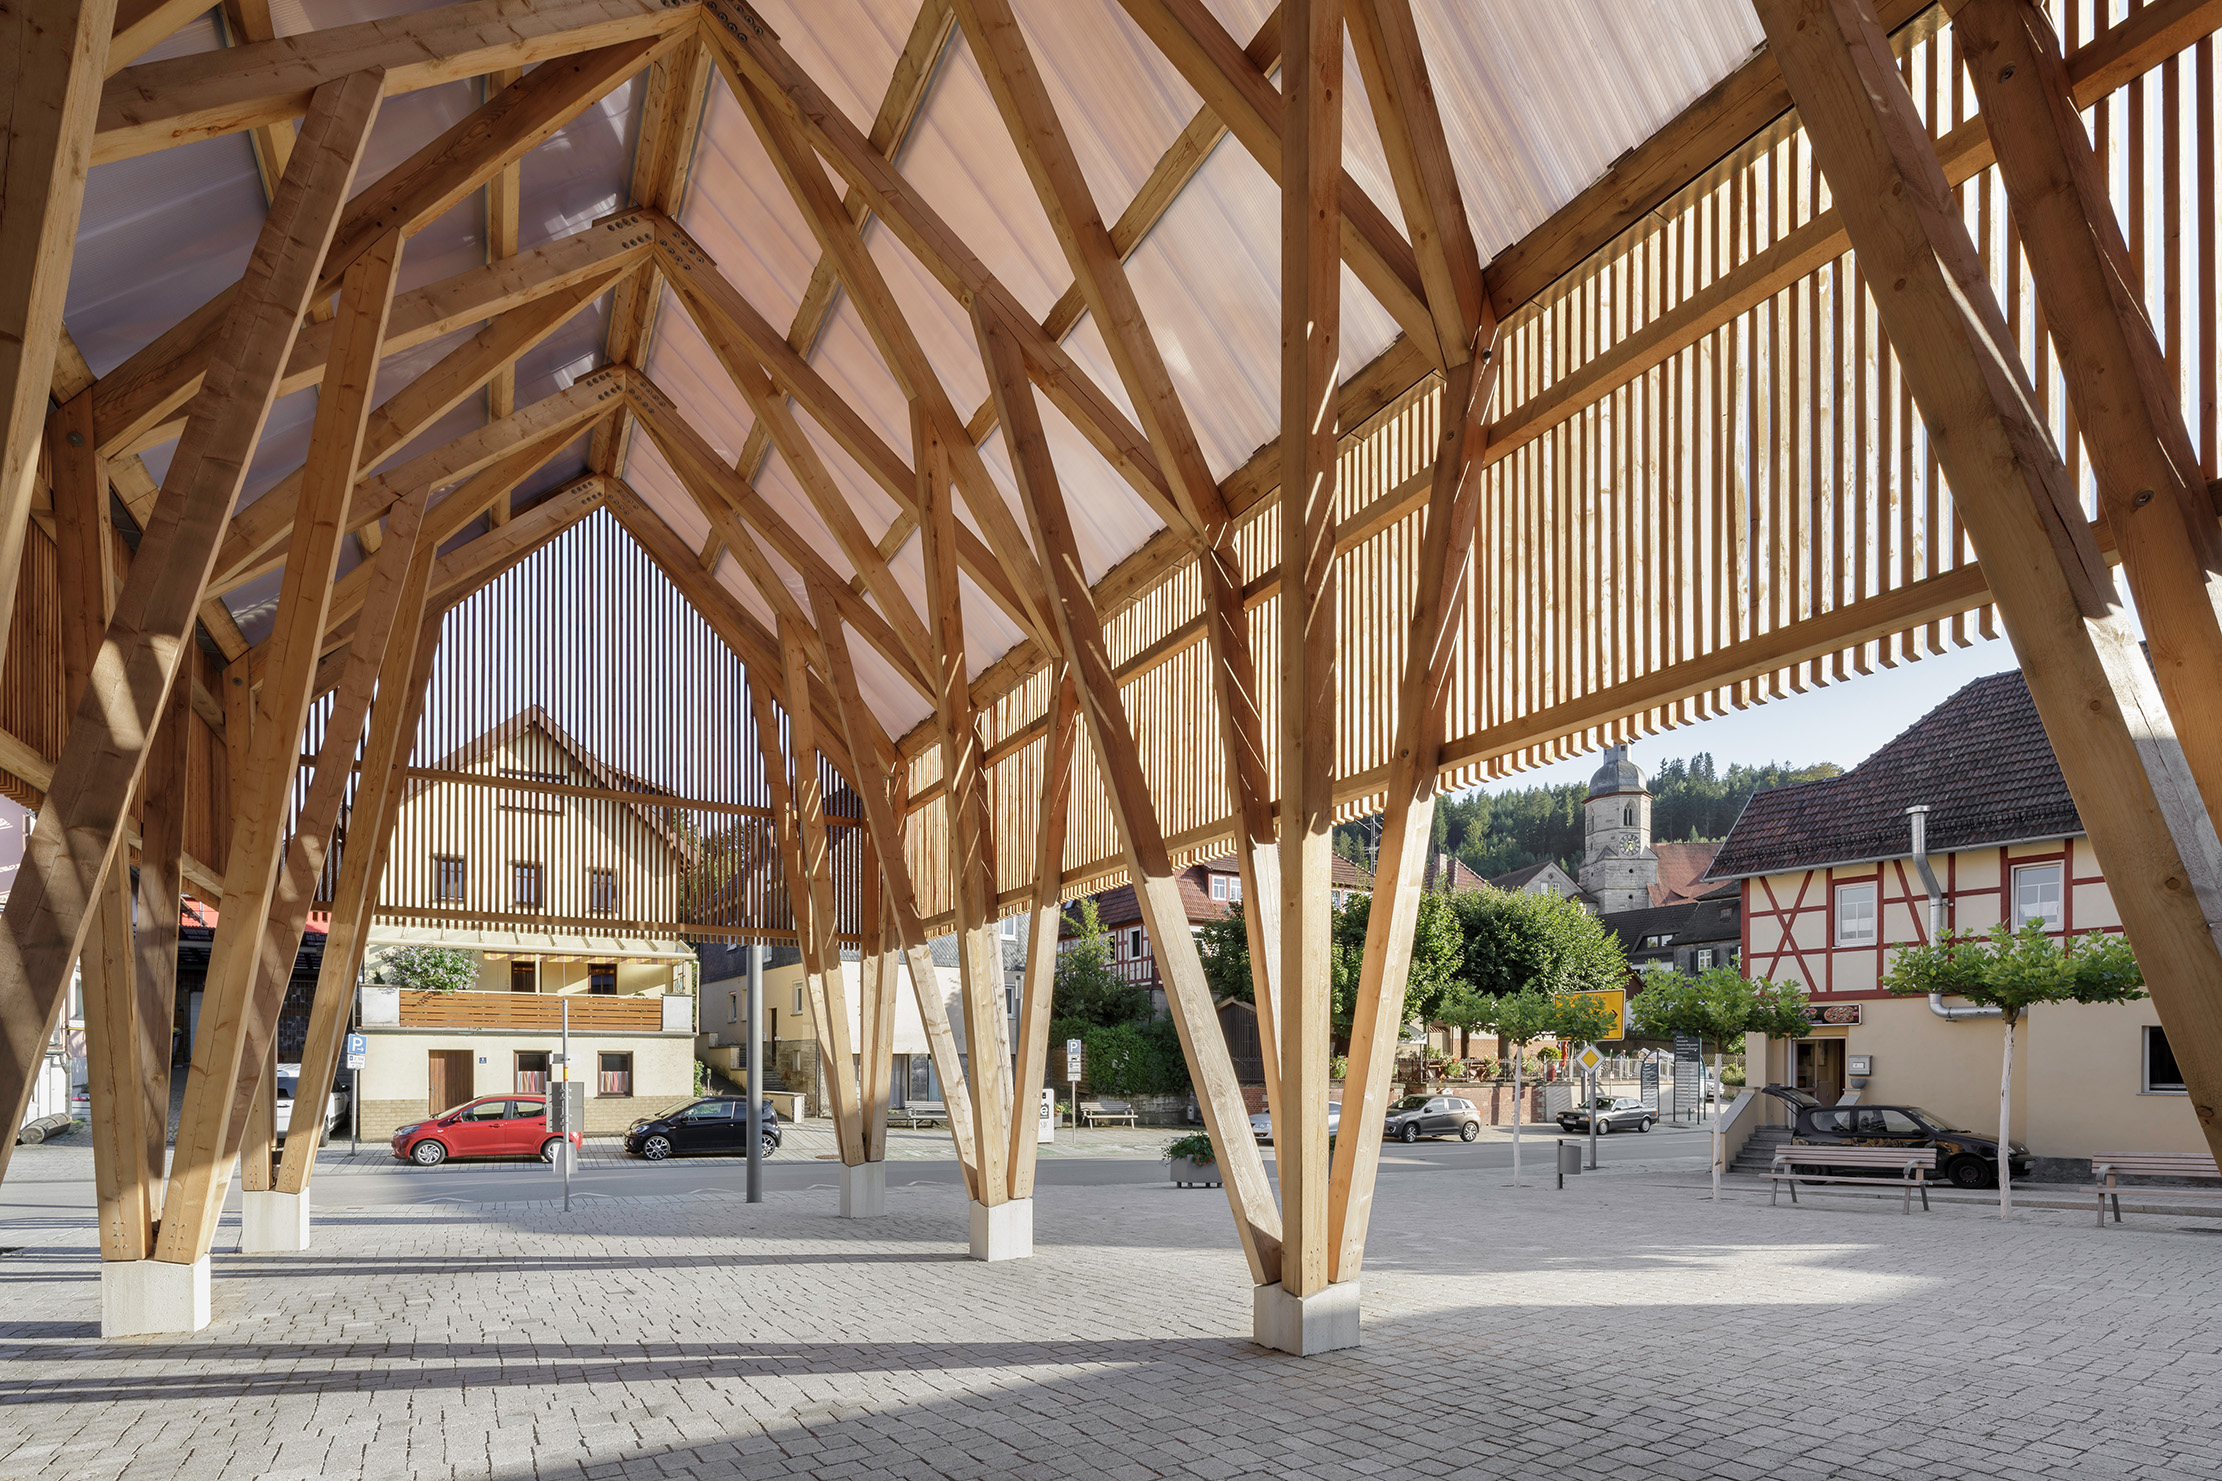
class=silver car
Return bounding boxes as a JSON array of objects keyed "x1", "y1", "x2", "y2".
[
  {"x1": 1248, "y1": 1103, "x2": 1342, "y2": 1144},
  {"x1": 1384, "y1": 1095, "x2": 1482, "y2": 1143},
  {"x1": 1556, "y1": 1096, "x2": 1654, "y2": 1134}
]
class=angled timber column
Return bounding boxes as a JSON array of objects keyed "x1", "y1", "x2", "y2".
[
  {"x1": 811, "y1": 581, "x2": 984, "y2": 1201},
  {"x1": 229, "y1": 485, "x2": 436, "y2": 1251},
  {"x1": 980, "y1": 309, "x2": 1283, "y2": 1287},
  {"x1": 1276, "y1": 0, "x2": 1342, "y2": 1315},
  {"x1": 779, "y1": 616, "x2": 866, "y2": 1167},
  {"x1": 161, "y1": 224, "x2": 405, "y2": 1269},
  {"x1": 1756, "y1": 0, "x2": 2222, "y2": 1159},
  {"x1": 953, "y1": 0, "x2": 1286, "y2": 1135},
  {"x1": 857, "y1": 830, "x2": 895, "y2": 1165},
  {"x1": 914, "y1": 403, "x2": 1018, "y2": 1237},
  {"x1": 275, "y1": 619, "x2": 445, "y2": 1197},
  {"x1": 1328, "y1": 0, "x2": 1498, "y2": 1288},
  {"x1": 747, "y1": 676, "x2": 865, "y2": 1165},
  {"x1": 1949, "y1": 0, "x2": 2222, "y2": 840},
  {"x1": 49, "y1": 388, "x2": 155, "y2": 1262},
  {"x1": 1007, "y1": 671, "x2": 1077, "y2": 1204},
  {"x1": 134, "y1": 671, "x2": 192, "y2": 1223},
  {"x1": 0, "y1": 0, "x2": 116, "y2": 668},
  {"x1": 0, "y1": 70, "x2": 384, "y2": 1211}
]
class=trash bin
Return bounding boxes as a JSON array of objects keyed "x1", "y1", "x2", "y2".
[{"x1": 1557, "y1": 1138, "x2": 1581, "y2": 1187}]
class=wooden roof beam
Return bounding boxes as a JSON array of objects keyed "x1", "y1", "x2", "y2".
[
  {"x1": 1112, "y1": 0, "x2": 1438, "y2": 365},
  {"x1": 95, "y1": 0, "x2": 697, "y2": 164}
]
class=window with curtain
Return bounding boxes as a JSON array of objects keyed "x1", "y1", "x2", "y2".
[{"x1": 597, "y1": 1052, "x2": 633, "y2": 1097}]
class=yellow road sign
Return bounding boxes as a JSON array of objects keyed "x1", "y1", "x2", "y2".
[
  {"x1": 1566, "y1": 988, "x2": 1627, "y2": 1038},
  {"x1": 1573, "y1": 1043, "x2": 1605, "y2": 1074}
]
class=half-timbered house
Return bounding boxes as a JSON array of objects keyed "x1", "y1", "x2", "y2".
[{"x1": 1708, "y1": 669, "x2": 2199, "y2": 1163}]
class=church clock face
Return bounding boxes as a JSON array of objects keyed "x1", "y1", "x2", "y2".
[{"x1": 1618, "y1": 837, "x2": 1641, "y2": 856}]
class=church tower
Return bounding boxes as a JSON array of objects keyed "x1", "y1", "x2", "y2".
[{"x1": 1579, "y1": 745, "x2": 1658, "y2": 915}]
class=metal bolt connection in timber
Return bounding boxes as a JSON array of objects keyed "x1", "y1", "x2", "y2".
[{"x1": 2135, "y1": 490, "x2": 2155, "y2": 507}]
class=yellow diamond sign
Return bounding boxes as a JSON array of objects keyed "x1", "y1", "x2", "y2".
[{"x1": 1573, "y1": 1043, "x2": 1605, "y2": 1075}]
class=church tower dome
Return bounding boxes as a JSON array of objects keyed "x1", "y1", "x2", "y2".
[{"x1": 1578, "y1": 744, "x2": 1658, "y2": 915}]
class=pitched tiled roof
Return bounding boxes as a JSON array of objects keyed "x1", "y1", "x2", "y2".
[
  {"x1": 1419, "y1": 850, "x2": 1488, "y2": 893},
  {"x1": 1073, "y1": 851, "x2": 1376, "y2": 934},
  {"x1": 1704, "y1": 669, "x2": 2079, "y2": 880},
  {"x1": 1650, "y1": 840, "x2": 1723, "y2": 906},
  {"x1": 1601, "y1": 894, "x2": 1741, "y2": 955},
  {"x1": 1488, "y1": 861, "x2": 1559, "y2": 891}
]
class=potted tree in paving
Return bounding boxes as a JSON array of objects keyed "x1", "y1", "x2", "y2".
[{"x1": 1884, "y1": 921, "x2": 2143, "y2": 1218}]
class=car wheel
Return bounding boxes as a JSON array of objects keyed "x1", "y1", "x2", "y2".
[
  {"x1": 540, "y1": 1137, "x2": 565, "y2": 1163},
  {"x1": 1458, "y1": 1121, "x2": 1479, "y2": 1143},
  {"x1": 1399, "y1": 1123, "x2": 1420, "y2": 1143},
  {"x1": 761, "y1": 1132, "x2": 779, "y2": 1156},
  {"x1": 409, "y1": 1139, "x2": 447, "y2": 1166},
  {"x1": 1638, "y1": 1118, "x2": 1653, "y2": 1133},
  {"x1": 640, "y1": 1133, "x2": 673, "y2": 1162},
  {"x1": 1947, "y1": 1155, "x2": 1991, "y2": 1189}
]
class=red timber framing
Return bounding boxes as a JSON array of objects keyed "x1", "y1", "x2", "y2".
[{"x1": 3, "y1": 0, "x2": 2222, "y2": 1344}]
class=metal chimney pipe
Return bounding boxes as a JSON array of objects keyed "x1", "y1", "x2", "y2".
[{"x1": 1907, "y1": 804, "x2": 1999, "y2": 1021}]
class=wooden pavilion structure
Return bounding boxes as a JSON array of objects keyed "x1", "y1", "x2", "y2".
[{"x1": 2, "y1": 0, "x2": 2222, "y2": 1348}]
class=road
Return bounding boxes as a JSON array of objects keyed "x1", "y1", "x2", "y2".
[{"x1": 0, "y1": 1118, "x2": 1715, "y2": 1220}]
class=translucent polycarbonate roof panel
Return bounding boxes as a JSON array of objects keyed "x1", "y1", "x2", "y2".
[
  {"x1": 640, "y1": 286, "x2": 761, "y2": 467},
  {"x1": 1416, "y1": 0, "x2": 1766, "y2": 262},
  {"x1": 663, "y1": 76, "x2": 823, "y2": 330},
  {"x1": 626, "y1": 434, "x2": 718, "y2": 555},
  {"x1": 750, "y1": 448, "x2": 856, "y2": 583}
]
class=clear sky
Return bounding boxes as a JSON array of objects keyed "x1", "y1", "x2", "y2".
[{"x1": 1462, "y1": 633, "x2": 2021, "y2": 796}]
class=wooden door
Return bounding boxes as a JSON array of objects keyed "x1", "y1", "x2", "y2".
[{"x1": 427, "y1": 1050, "x2": 473, "y2": 1117}]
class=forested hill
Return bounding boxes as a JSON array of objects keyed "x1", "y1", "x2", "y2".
[{"x1": 1333, "y1": 753, "x2": 1843, "y2": 880}]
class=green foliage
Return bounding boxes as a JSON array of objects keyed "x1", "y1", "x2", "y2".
[
  {"x1": 1196, "y1": 902, "x2": 1254, "y2": 1003},
  {"x1": 1628, "y1": 965, "x2": 1811, "y2": 1052},
  {"x1": 1164, "y1": 1132, "x2": 1215, "y2": 1164},
  {"x1": 694, "y1": 1060, "x2": 709, "y2": 1095},
  {"x1": 372, "y1": 945, "x2": 478, "y2": 995},
  {"x1": 1054, "y1": 899, "x2": 1153, "y2": 1027},
  {"x1": 1052, "y1": 1015, "x2": 1192, "y2": 1097},
  {"x1": 1450, "y1": 887, "x2": 1628, "y2": 1001},
  {"x1": 1545, "y1": 991, "x2": 1622, "y2": 1047},
  {"x1": 1329, "y1": 1054, "x2": 1349, "y2": 1081},
  {"x1": 1338, "y1": 752, "x2": 1842, "y2": 878},
  {"x1": 1883, "y1": 921, "x2": 2145, "y2": 1025},
  {"x1": 1326, "y1": 891, "x2": 1467, "y2": 1037}
]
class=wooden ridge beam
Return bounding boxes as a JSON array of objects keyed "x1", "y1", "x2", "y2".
[{"x1": 95, "y1": 0, "x2": 695, "y2": 164}]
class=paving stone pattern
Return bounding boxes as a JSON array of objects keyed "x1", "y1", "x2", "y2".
[{"x1": 2, "y1": 1166, "x2": 2218, "y2": 1480}]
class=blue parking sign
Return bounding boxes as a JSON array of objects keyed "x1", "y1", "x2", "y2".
[{"x1": 345, "y1": 1032, "x2": 368, "y2": 1068}]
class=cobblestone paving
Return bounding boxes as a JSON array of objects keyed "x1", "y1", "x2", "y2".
[{"x1": 3, "y1": 1165, "x2": 2218, "y2": 1480}]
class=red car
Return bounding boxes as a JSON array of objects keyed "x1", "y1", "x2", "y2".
[{"x1": 390, "y1": 1095, "x2": 580, "y2": 1165}]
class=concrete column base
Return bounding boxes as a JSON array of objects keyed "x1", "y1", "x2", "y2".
[
  {"x1": 1253, "y1": 1279, "x2": 1361, "y2": 1355},
  {"x1": 101, "y1": 1257, "x2": 211, "y2": 1339},
  {"x1": 838, "y1": 1161, "x2": 885, "y2": 1218},
  {"x1": 968, "y1": 1197, "x2": 1033, "y2": 1261},
  {"x1": 241, "y1": 1190, "x2": 311, "y2": 1252}
]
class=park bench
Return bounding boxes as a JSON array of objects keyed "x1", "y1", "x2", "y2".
[
  {"x1": 892, "y1": 1101, "x2": 946, "y2": 1129},
  {"x1": 1770, "y1": 1145, "x2": 1937, "y2": 1214},
  {"x1": 1081, "y1": 1098, "x2": 1139, "y2": 1129},
  {"x1": 2083, "y1": 1153, "x2": 2222, "y2": 1225}
]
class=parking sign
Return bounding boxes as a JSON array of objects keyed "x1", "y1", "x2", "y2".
[{"x1": 344, "y1": 1032, "x2": 368, "y2": 1070}]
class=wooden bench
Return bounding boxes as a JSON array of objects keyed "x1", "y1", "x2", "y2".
[
  {"x1": 1771, "y1": 1145, "x2": 1937, "y2": 1214},
  {"x1": 891, "y1": 1101, "x2": 946, "y2": 1129},
  {"x1": 1080, "y1": 1098, "x2": 1139, "y2": 1129},
  {"x1": 2084, "y1": 1153, "x2": 2222, "y2": 1225}
]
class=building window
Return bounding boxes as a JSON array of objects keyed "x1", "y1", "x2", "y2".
[
  {"x1": 1332, "y1": 890, "x2": 1346, "y2": 908},
  {"x1": 512, "y1": 861, "x2": 542, "y2": 909},
  {"x1": 586, "y1": 867, "x2": 618, "y2": 915},
  {"x1": 597, "y1": 1052, "x2": 633, "y2": 1097},
  {"x1": 2145, "y1": 1026, "x2": 2187, "y2": 1093},
  {"x1": 588, "y1": 963, "x2": 616, "y2": 996},
  {"x1": 1210, "y1": 875, "x2": 1228, "y2": 901},
  {"x1": 1230, "y1": 876, "x2": 1242, "y2": 902},
  {"x1": 793, "y1": 985, "x2": 805, "y2": 1015},
  {"x1": 1623, "y1": 803, "x2": 1636, "y2": 827},
  {"x1": 514, "y1": 1051, "x2": 550, "y2": 1094},
  {"x1": 1694, "y1": 948, "x2": 1715, "y2": 970},
  {"x1": 2012, "y1": 862, "x2": 2064, "y2": 930},
  {"x1": 510, "y1": 960, "x2": 537, "y2": 994},
  {"x1": 1835, "y1": 882, "x2": 1877, "y2": 946},
  {"x1": 1001, "y1": 915, "x2": 1017, "y2": 939},
  {"x1": 729, "y1": 991, "x2": 740, "y2": 1025},
  {"x1": 434, "y1": 855, "x2": 466, "y2": 902},
  {"x1": 1127, "y1": 927, "x2": 1146, "y2": 959}
]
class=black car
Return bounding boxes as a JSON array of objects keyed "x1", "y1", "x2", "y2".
[
  {"x1": 623, "y1": 1096, "x2": 781, "y2": 1160},
  {"x1": 1790, "y1": 1101, "x2": 2030, "y2": 1189}
]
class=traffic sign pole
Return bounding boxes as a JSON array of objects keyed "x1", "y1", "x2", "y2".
[{"x1": 1065, "y1": 1038, "x2": 1083, "y2": 1127}]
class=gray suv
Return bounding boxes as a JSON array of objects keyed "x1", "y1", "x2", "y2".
[{"x1": 1384, "y1": 1095, "x2": 1482, "y2": 1142}]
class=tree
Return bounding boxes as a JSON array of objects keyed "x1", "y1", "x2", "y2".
[
  {"x1": 371, "y1": 945, "x2": 478, "y2": 995},
  {"x1": 1628, "y1": 965, "x2": 1811, "y2": 1118},
  {"x1": 1052, "y1": 899, "x2": 1152, "y2": 1027},
  {"x1": 1885, "y1": 921, "x2": 2144, "y2": 1218},
  {"x1": 1328, "y1": 891, "x2": 1464, "y2": 1045},
  {"x1": 1450, "y1": 887, "x2": 1628, "y2": 1001},
  {"x1": 1196, "y1": 902, "x2": 1253, "y2": 1003}
]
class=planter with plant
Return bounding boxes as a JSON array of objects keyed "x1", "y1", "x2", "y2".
[{"x1": 1163, "y1": 1132, "x2": 1218, "y2": 1187}]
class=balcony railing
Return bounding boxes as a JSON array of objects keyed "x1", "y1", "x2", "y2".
[{"x1": 396, "y1": 990, "x2": 666, "y2": 1032}]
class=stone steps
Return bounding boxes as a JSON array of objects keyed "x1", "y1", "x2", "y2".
[{"x1": 1731, "y1": 1126, "x2": 1792, "y2": 1175}]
